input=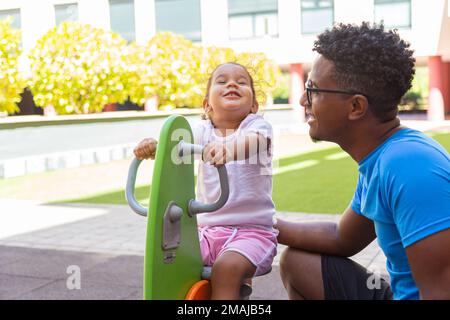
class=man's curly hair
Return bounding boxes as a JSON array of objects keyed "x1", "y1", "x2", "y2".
[{"x1": 313, "y1": 22, "x2": 415, "y2": 121}]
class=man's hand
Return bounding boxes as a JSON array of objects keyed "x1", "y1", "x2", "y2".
[
  {"x1": 277, "y1": 206, "x2": 376, "y2": 257},
  {"x1": 202, "y1": 142, "x2": 233, "y2": 167},
  {"x1": 133, "y1": 138, "x2": 158, "y2": 160}
]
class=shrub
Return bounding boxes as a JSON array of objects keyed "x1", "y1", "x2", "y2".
[
  {"x1": 0, "y1": 18, "x2": 26, "y2": 114},
  {"x1": 28, "y1": 22, "x2": 129, "y2": 114},
  {"x1": 27, "y1": 27, "x2": 281, "y2": 114},
  {"x1": 128, "y1": 32, "x2": 202, "y2": 110},
  {"x1": 127, "y1": 33, "x2": 281, "y2": 110},
  {"x1": 234, "y1": 52, "x2": 280, "y2": 106},
  {"x1": 272, "y1": 72, "x2": 290, "y2": 104},
  {"x1": 399, "y1": 66, "x2": 428, "y2": 111}
]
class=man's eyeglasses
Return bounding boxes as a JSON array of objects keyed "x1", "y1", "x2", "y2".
[{"x1": 304, "y1": 79, "x2": 368, "y2": 106}]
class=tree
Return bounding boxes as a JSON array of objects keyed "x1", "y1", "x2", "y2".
[
  {"x1": 125, "y1": 32, "x2": 203, "y2": 110},
  {"x1": 28, "y1": 22, "x2": 129, "y2": 114},
  {"x1": 123, "y1": 42, "x2": 158, "y2": 107},
  {"x1": 0, "y1": 18, "x2": 26, "y2": 114},
  {"x1": 234, "y1": 52, "x2": 280, "y2": 106},
  {"x1": 126, "y1": 33, "x2": 281, "y2": 110}
]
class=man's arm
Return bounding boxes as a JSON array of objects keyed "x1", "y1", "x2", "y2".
[
  {"x1": 406, "y1": 228, "x2": 450, "y2": 299},
  {"x1": 277, "y1": 206, "x2": 376, "y2": 257}
]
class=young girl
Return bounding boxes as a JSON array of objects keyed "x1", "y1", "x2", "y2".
[{"x1": 134, "y1": 62, "x2": 277, "y2": 300}]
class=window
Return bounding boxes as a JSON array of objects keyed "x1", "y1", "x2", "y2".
[
  {"x1": 155, "y1": 0, "x2": 202, "y2": 42},
  {"x1": 374, "y1": 0, "x2": 411, "y2": 29},
  {"x1": 301, "y1": 0, "x2": 334, "y2": 35},
  {"x1": 109, "y1": 0, "x2": 136, "y2": 42},
  {"x1": 228, "y1": 0, "x2": 278, "y2": 39},
  {"x1": 55, "y1": 3, "x2": 78, "y2": 26},
  {"x1": 0, "y1": 8, "x2": 21, "y2": 29}
]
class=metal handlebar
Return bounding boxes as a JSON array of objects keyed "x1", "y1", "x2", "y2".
[
  {"x1": 177, "y1": 140, "x2": 230, "y2": 216},
  {"x1": 126, "y1": 140, "x2": 229, "y2": 217},
  {"x1": 125, "y1": 158, "x2": 147, "y2": 217}
]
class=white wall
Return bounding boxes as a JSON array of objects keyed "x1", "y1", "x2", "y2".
[
  {"x1": 200, "y1": 0, "x2": 228, "y2": 46},
  {"x1": 78, "y1": 0, "x2": 109, "y2": 29},
  {"x1": 135, "y1": 0, "x2": 155, "y2": 45},
  {"x1": 21, "y1": 1, "x2": 55, "y2": 54},
  {"x1": 439, "y1": 0, "x2": 450, "y2": 60},
  {"x1": 399, "y1": 0, "x2": 446, "y2": 57},
  {"x1": 1, "y1": 0, "x2": 449, "y2": 65},
  {"x1": 218, "y1": 0, "x2": 317, "y2": 65},
  {"x1": 334, "y1": 0, "x2": 373, "y2": 24}
]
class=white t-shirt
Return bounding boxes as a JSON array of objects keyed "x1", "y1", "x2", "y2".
[{"x1": 193, "y1": 113, "x2": 275, "y2": 229}]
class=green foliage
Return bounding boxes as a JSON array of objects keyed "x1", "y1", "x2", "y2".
[
  {"x1": 400, "y1": 91, "x2": 422, "y2": 110},
  {"x1": 0, "y1": 18, "x2": 26, "y2": 114},
  {"x1": 400, "y1": 66, "x2": 428, "y2": 111},
  {"x1": 136, "y1": 32, "x2": 203, "y2": 110},
  {"x1": 123, "y1": 42, "x2": 158, "y2": 107},
  {"x1": 28, "y1": 22, "x2": 129, "y2": 114},
  {"x1": 126, "y1": 33, "x2": 281, "y2": 110},
  {"x1": 234, "y1": 51, "x2": 280, "y2": 106},
  {"x1": 271, "y1": 72, "x2": 290, "y2": 104},
  {"x1": 26, "y1": 26, "x2": 281, "y2": 114},
  {"x1": 196, "y1": 45, "x2": 237, "y2": 105}
]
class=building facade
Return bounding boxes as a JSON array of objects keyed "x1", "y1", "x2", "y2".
[{"x1": 1, "y1": 0, "x2": 449, "y2": 119}]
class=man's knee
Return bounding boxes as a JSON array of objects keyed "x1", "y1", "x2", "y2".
[
  {"x1": 279, "y1": 247, "x2": 295, "y2": 276},
  {"x1": 279, "y1": 248, "x2": 325, "y2": 299},
  {"x1": 280, "y1": 247, "x2": 320, "y2": 276}
]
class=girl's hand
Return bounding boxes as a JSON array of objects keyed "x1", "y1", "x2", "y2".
[
  {"x1": 202, "y1": 142, "x2": 233, "y2": 167},
  {"x1": 134, "y1": 138, "x2": 158, "y2": 160}
]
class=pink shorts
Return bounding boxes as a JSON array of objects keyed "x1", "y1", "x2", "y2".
[{"x1": 198, "y1": 226, "x2": 278, "y2": 276}]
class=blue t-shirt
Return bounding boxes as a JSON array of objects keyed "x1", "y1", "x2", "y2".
[{"x1": 351, "y1": 128, "x2": 450, "y2": 300}]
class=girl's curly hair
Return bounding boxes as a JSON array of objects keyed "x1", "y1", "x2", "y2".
[
  {"x1": 201, "y1": 61, "x2": 261, "y2": 120},
  {"x1": 313, "y1": 22, "x2": 415, "y2": 121}
]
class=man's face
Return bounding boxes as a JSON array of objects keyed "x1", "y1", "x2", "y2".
[{"x1": 300, "y1": 55, "x2": 351, "y2": 143}]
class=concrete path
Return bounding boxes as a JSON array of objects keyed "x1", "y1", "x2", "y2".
[
  {"x1": 2, "y1": 108, "x2": 449, "y2": 178},
  {"x1": 0, "y1": 201, "x2": 386, "y2": 300}
]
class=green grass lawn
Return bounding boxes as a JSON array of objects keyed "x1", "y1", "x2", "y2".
[
  {"x1": 63, "y1": 184, "x2": 152, "y2": 206},
  {"x1": 272, "y1": 148, "x2": 357, "y2": 213},
  {"x1": 58, "y1": 132, "x2": 450, "y2": 214}
]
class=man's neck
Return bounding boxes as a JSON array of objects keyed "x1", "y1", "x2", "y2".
[{"x1": 339, "y1": 117, "x2": 402, "y2": 163}]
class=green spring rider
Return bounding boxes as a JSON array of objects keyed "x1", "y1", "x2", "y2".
[{"x1": 126, "y1": 115, "x2": 230, "y2": 300}]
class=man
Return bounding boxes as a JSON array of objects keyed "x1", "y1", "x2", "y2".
[{"x1": 277, "y1": 22, "x2": 450, "y2": 300}]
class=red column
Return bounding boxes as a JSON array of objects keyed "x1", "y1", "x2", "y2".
[
  {"x1": 289, "y1": 63, "x2": 305, "y2": 122},
  {"x1": 428, "y1": 56, "x2": 446, "y2": 121},
  {"x1": 443, "y1": 61, "x2": 450, "y2": 116},
  {"x1": 103, "y1": 103, "x2": 117, "y2": 112}
]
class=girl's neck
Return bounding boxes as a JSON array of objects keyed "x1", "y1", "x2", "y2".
[{"x1": 210, "y1": 117, "x2": 243, "y2": 136}]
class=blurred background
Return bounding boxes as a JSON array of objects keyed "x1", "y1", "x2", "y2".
[
  {"x1": 1, "y1": 0, "x2": 450, "y2": 212},
  {"x1": 0, "y1": 0, "x2": 449, "y2": 300},
  {"x1": 0, "y1": 0, "x2": 449, "y2": 118}
]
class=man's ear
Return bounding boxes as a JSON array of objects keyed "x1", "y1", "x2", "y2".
[{"x1": 348, "y1": 95, "x2": 369, "y2": 121}]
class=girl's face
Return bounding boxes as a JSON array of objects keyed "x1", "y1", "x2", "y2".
[{"x1": 203, "y1": 63, "x2": 258, "y2": 125}]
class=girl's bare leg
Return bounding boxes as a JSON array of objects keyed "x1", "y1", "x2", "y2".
[{"x1": 210, "y1": 251, "x2": 256, "y2": 300}]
